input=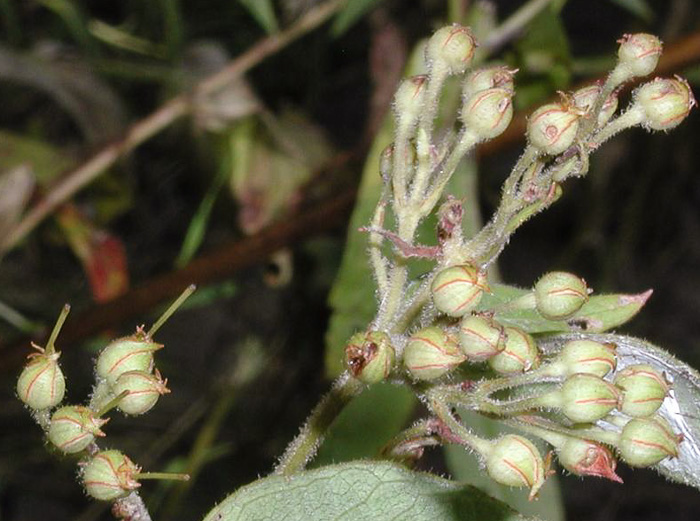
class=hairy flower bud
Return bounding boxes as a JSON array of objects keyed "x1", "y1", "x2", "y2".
[
  {"x1": 431, "y1": 264, "x2": 489, "y2": 317},
  {"x1": 403, "y1": 326, "x2": 465, "y2": 380},
  {"x1": 557, "y1": 437, "x2": 623, "y2": 482},
  {"x1": 618, "y1": 415, "x2": 681, "y2": 467},
  {"x1": 485, "y1": 435, "x2": 547, "y2": 500},
  {"x1": 489, "y1": 327, "x2": 540, "y2": 374},
  {"x1": 393, "y1": 75, "x2": 428, "y2": 128},
  {"x1": 527, "y1": 101, "x2": 582, "y2": 155},
  {"x1": 558, "y1": 373, "x2": 620, "y2": 423},
  {"x1": 614, "y1": 364, "x2": 669, "y2": 417},
  {"x1": 96, "y1": 329, "x2": 163, "y2": 386},
  {"x1": 113, "y1": 369, "x2": 170, "y2": 416},
  {"x1": 462, "y1": 66, "x2": 516, "y2": 101},
  {"x1": 461, "y1": 87, "x2": 514, "y2": 140},
  {"x1": 48, "y1": 405, "x2": 108, "y2": 454},
  {"x1": 425, "y1": 24, "x2": 477, "y2": 76},
  {"x1": 534, "y1": 271, "x2": 589, "y2": 320},
  {"x1": 548, "y1": 339, "x2": 617, "y2": 378},
  {"x1": 17, "y1": 344, "x2": 66, "y2": 410},
  {"x1": 82, "y1": 450, "x2": 140, "y2": 501},
  {"x1": 634, "y1": 76, "x2": 696, "y2": 131},
  {"x1": 617, "y1": 33, "x2": 662, "y2": 78},
  {"x1": 572, "y1": 84, "x2": 619, "y2": 127},
  {"x1": 345, "y1": 331, "x2": 395, "y2": 384},
  {"x1": 458, "y1": 315, "x2": 505, "y2": 361}
]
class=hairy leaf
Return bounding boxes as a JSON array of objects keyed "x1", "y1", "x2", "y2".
[
  {"x1": 539, "y1": 333, "x2": 700, "y2": 490},
  {"x1": 202, "y1": 461, "x2": 535, "y2": 521}
]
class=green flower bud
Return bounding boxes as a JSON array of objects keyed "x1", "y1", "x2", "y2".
[
  {"x1": 614, "y1": 364, "x2": 669, "y2": 418},
  {"x1": 458, "y1": 315, "x2": 505, "y2": 361},
  {"x1": 618, "y1": 415, "x2": 681, "y2": 467},
  {"x1": 461, "y1": 87, "x2": 514, "y2": 140},
  {"x1": 489, "y1": 327, "x2": 540, "y2": 374},
  {"x1": 633, "y1": 76, "x2": 696, "y2": 131},
  {"x1": 96, "y1": 328, "x2": 163, "y2": 386},
  {"x1": 425, "y1": 24, "x2": 477, "y2": 76},
  {"x1": 557, "y1": 437, "x2": 622, "y2": 482},
  {"x1": 527, "y1": 101, "x2": 582, "y2": 155},
  {"x1": 534, "y1": 271, "x2": 589, "y2": 320},
  {"x1": 462, "y1": 65, "x2": 516, "y2": 101},
  {"x1": 558, "y1": 373, "x2": 620, "y2": 423},
  {"x1": 431, "y1": 264, "x2": 489, "y2": 317},
  {"x1": 617, "y1": 33, "x2": 662, "y2": 78},
  {"x1": 485, "y1": 434, "x2": 547, "y2": 500},
  {"x1": 403, "y1": 326, "x2": 465, "y2": 381},
  {"x1": 48, "y1": 405, "x2": 108, "y2": 454},
  {"x1": 82, "y1": 450, "x2": 140, "y2": 501},
  {"x1": 572, "y1": 84, "x2": 619, "y2": 127},
  {"x1": 113, "y1": 369, "x2": 170, "y2": 416},
  {"x1": 345, "y1": 331, "x2": 395, "y2": 384},
  {"x1": 548, "y1": 339, "x2": 617, "y2": 378},
  {"x1": 393, "y1": 75, "x2": 428, "y2": 128},
  {"x1": 17, "y1": 343, "x2": 66, "y2": 410}
]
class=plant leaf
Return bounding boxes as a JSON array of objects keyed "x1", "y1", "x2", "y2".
[
  {"x1": 539, "y1": 333, "x2": 700, "y2": 490},
  {"x1": 202, "y1": 460, "x2": 536, "y2": 521},
  {"x1": 331, "y1": 0, "x2": 384, "y2": 37},
  {"x1": 237, "y1": 0, "x2": 279, "y2": 35},
  {"x1": 610, "y1": 0, "x2": 655, "y2": 22}
]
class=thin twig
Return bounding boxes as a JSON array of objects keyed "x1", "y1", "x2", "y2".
[{"x1": 0, "y1": 0, "x2": 348, "y2": 257}]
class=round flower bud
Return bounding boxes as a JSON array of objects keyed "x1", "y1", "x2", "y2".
[
  {"x1": 425, "y1": 24, "x2": 477, "y2": 76},
  {"x1": 572, "y1": 84, "x2": 619, "y2": 127},
  {"x1": 393, "y1": 75, "x2": 428, "y2": 128},
  {"x1": 550, "y1": 339, "x2": 617, "y2": 378},
  {"x1": 48, "y1": 405, "x2": 108, "y2": 454},
  {"x1": 458, "y1": 315, "x2": 505, "y2": 361},
  {"x1": 345, "y1": 331, "x2": 395, "y2": 384},
  {"x1": 403, "y1": 326, "x2": 465, "y2": 381},
  {"x1": 614, "y1": 364, "x2": 669, "y2": 418},
  {"x1": 17, "y1": 344, "x2": 66, "y2": 410},
  {"x1": 431, "y1": 264, "x2": 489, "y2": 318},
  {"x1": 534, "y1": 271, "x2": 589, "y2": 320},
  {"x1": 618, "y1": 415, "x2": 681, "y2": 467},
  {"x1": 113, "y1": 369, "x2": 170, "y2": 416},
  {"x1": 489, "y1": 327, "x2": 540, "y2": 374},
  {"x1": 96, "y1": 330, "x2": 163, "y2": 386},
  {"x1": 485, "y1": 434, "x2": 546, "y2": 500},
  {"x1": 462, "y1": 66, "x2": 516, "y2": 101},
  {"x1": 527, "y1": 102, "x2": 582, "y2": 155},
  {"x1": 557, "y1": 437, "x2": 622, "y2": 482},
  {"x1": 82, "y1": 450, "x2": 140, "y2": 501},
  {"x1": 461, "y1": 87, "x2": 514, "y2": 140},
  {"x1": 559, "y1": 373, "x2": 620, "y2": 423},
  {"x1": 617, "y1": 33, "x2": 662, "y2": 78},
  {"x1": 633, "y1": 76, "x2": 696, "y2": 131}
]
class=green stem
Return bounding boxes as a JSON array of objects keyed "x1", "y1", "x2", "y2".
[
  {"x1": 147, "y1": 284, "x2": 196, "y2": 338},
  {"x1": 96, "y1": 390, "x2": 129, "y2": 417},
  {"x1": 426, "y1": 390, "x2": 491, "y2": 455},
  {"x1": 274, "y1": 373, "x2": 364, "y2": 476},
  {"x1": 589, "y1": 106, "x2": 645, "y2": 149},
  {"x1": 135, "y1": 472, "x2": 190, "y2": 481},
  {"x1": 46, "y1": 304, "x2": 71, "y2": 355}
]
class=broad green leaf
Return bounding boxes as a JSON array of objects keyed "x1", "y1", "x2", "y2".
[
  {"x1": 237, "y1": 0, "x2": 279, "y2": 34},
  {"x1": 444, "y1": 411, "x2": 565, "y2": 521},
  {"x1": 202, "y1": 460, "x2": 536, "y2": 521},
  {"x1": 331, "y1": 0, "x2": 384, "y2": 37},
  {"x1": 478, "y1": 283, "x2": 650, "y2": 334},
  {"x1": 539, "y1": 333, "x2": 700, "y2": 490},
  {"x1": 314, "y1": 383, "x2": 416, "y2": 466}
]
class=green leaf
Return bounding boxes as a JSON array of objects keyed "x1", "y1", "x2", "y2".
[
  {"x1": 203, "y1": 461, "x2": 536, "y2": 521},
  {"x1": 444, "y1": 411, "x2": 565, "y2": 521},
  {"x1": 331, "y1": 0, "x2": 384, "y2": 37},
  {"x1": 314, "y1": 383, "x2": 416, "y2": 465},
  {"x1": 237, "y1": 0, "x2": 279, "y2": 34},
  {"x1": 478, "y1": 283, "x2": 650, "y2": 334},
  {"x1": 539, "y1": 333, "x2": 700, "y2": 490},
  {"x1": 610, "y1": 0, "x2": 655, "y2": 22}
]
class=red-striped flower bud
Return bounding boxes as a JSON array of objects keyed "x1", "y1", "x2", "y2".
[
  {"x1": 527, "y1": 101, "x2": 583, "y2": 155},
  {"x1": 403, "y1": 326, "x2": 465, "y2": 381},
  {"x1": 96, "y1": 328, "x2": 163, "y2": 386},
  {"x1": 17, "y1": 343, "x2": 66, "y2": 411},
  {"x1": 431, "y1": 264, "x2": 489, "y2": 318},
  {"x1": 82, "y1": 450, "x2": 141, "y2": 501},
  {"x1": 485, "y1": 434, "x2": 547, "y2": 500},
  {"x1": 557, "y1": 437, "x2": 623, "y2": 482},
  {"x1": 462, "y1": 66, "x2": 516, "y2": 101},
  {"x1": 458, "y1": 315, "x2": 505, "y2": 361},
  {"x1": 345, "y1": 331, "x2": 395, "y2": 384},
  {"x1": 617, "y1": 33, "x2": 662, "y2": 78},
  {"x1": 489, "y1": 327, "x2": 540, "y2": 374},
  {"x1": 425, "y1": 24, "x2": 477, "y2": 76},
  {"x1": 534, "y1": 271, "x2": 589, "y2": 320},
  {"x1": 634, "y1": 76, "x2": 696, "y2": 131},
  {"x1": 461, "y1": 87, "x2": 514, "y2": 140},
  {"x1": 614, "y1": 364, "x2": 669, "y2": 418},
  {"x1": 618, "y1": 415, "x2": 681, "y2": 467},
  {"x1": 48, "y1": 405, "x2": 108, "y2": 454},
  {"x1": 547, "y1": 339, "x2": 617, "y2": 378},
  {"x1": 113, "y1": 369, "x2": 170, "y2": 416},
  {"x1": 557, "y1": 373, "x2": 620, "y2": 423}
]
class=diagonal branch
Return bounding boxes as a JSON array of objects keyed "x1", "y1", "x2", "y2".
[{"x1": 0, "y1": 0, "x2": 348, "y2": 257}]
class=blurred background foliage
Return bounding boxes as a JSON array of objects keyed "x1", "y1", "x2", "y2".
[{"x1": 1, "y1": 0, "x2": 700, "y2": 520}]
